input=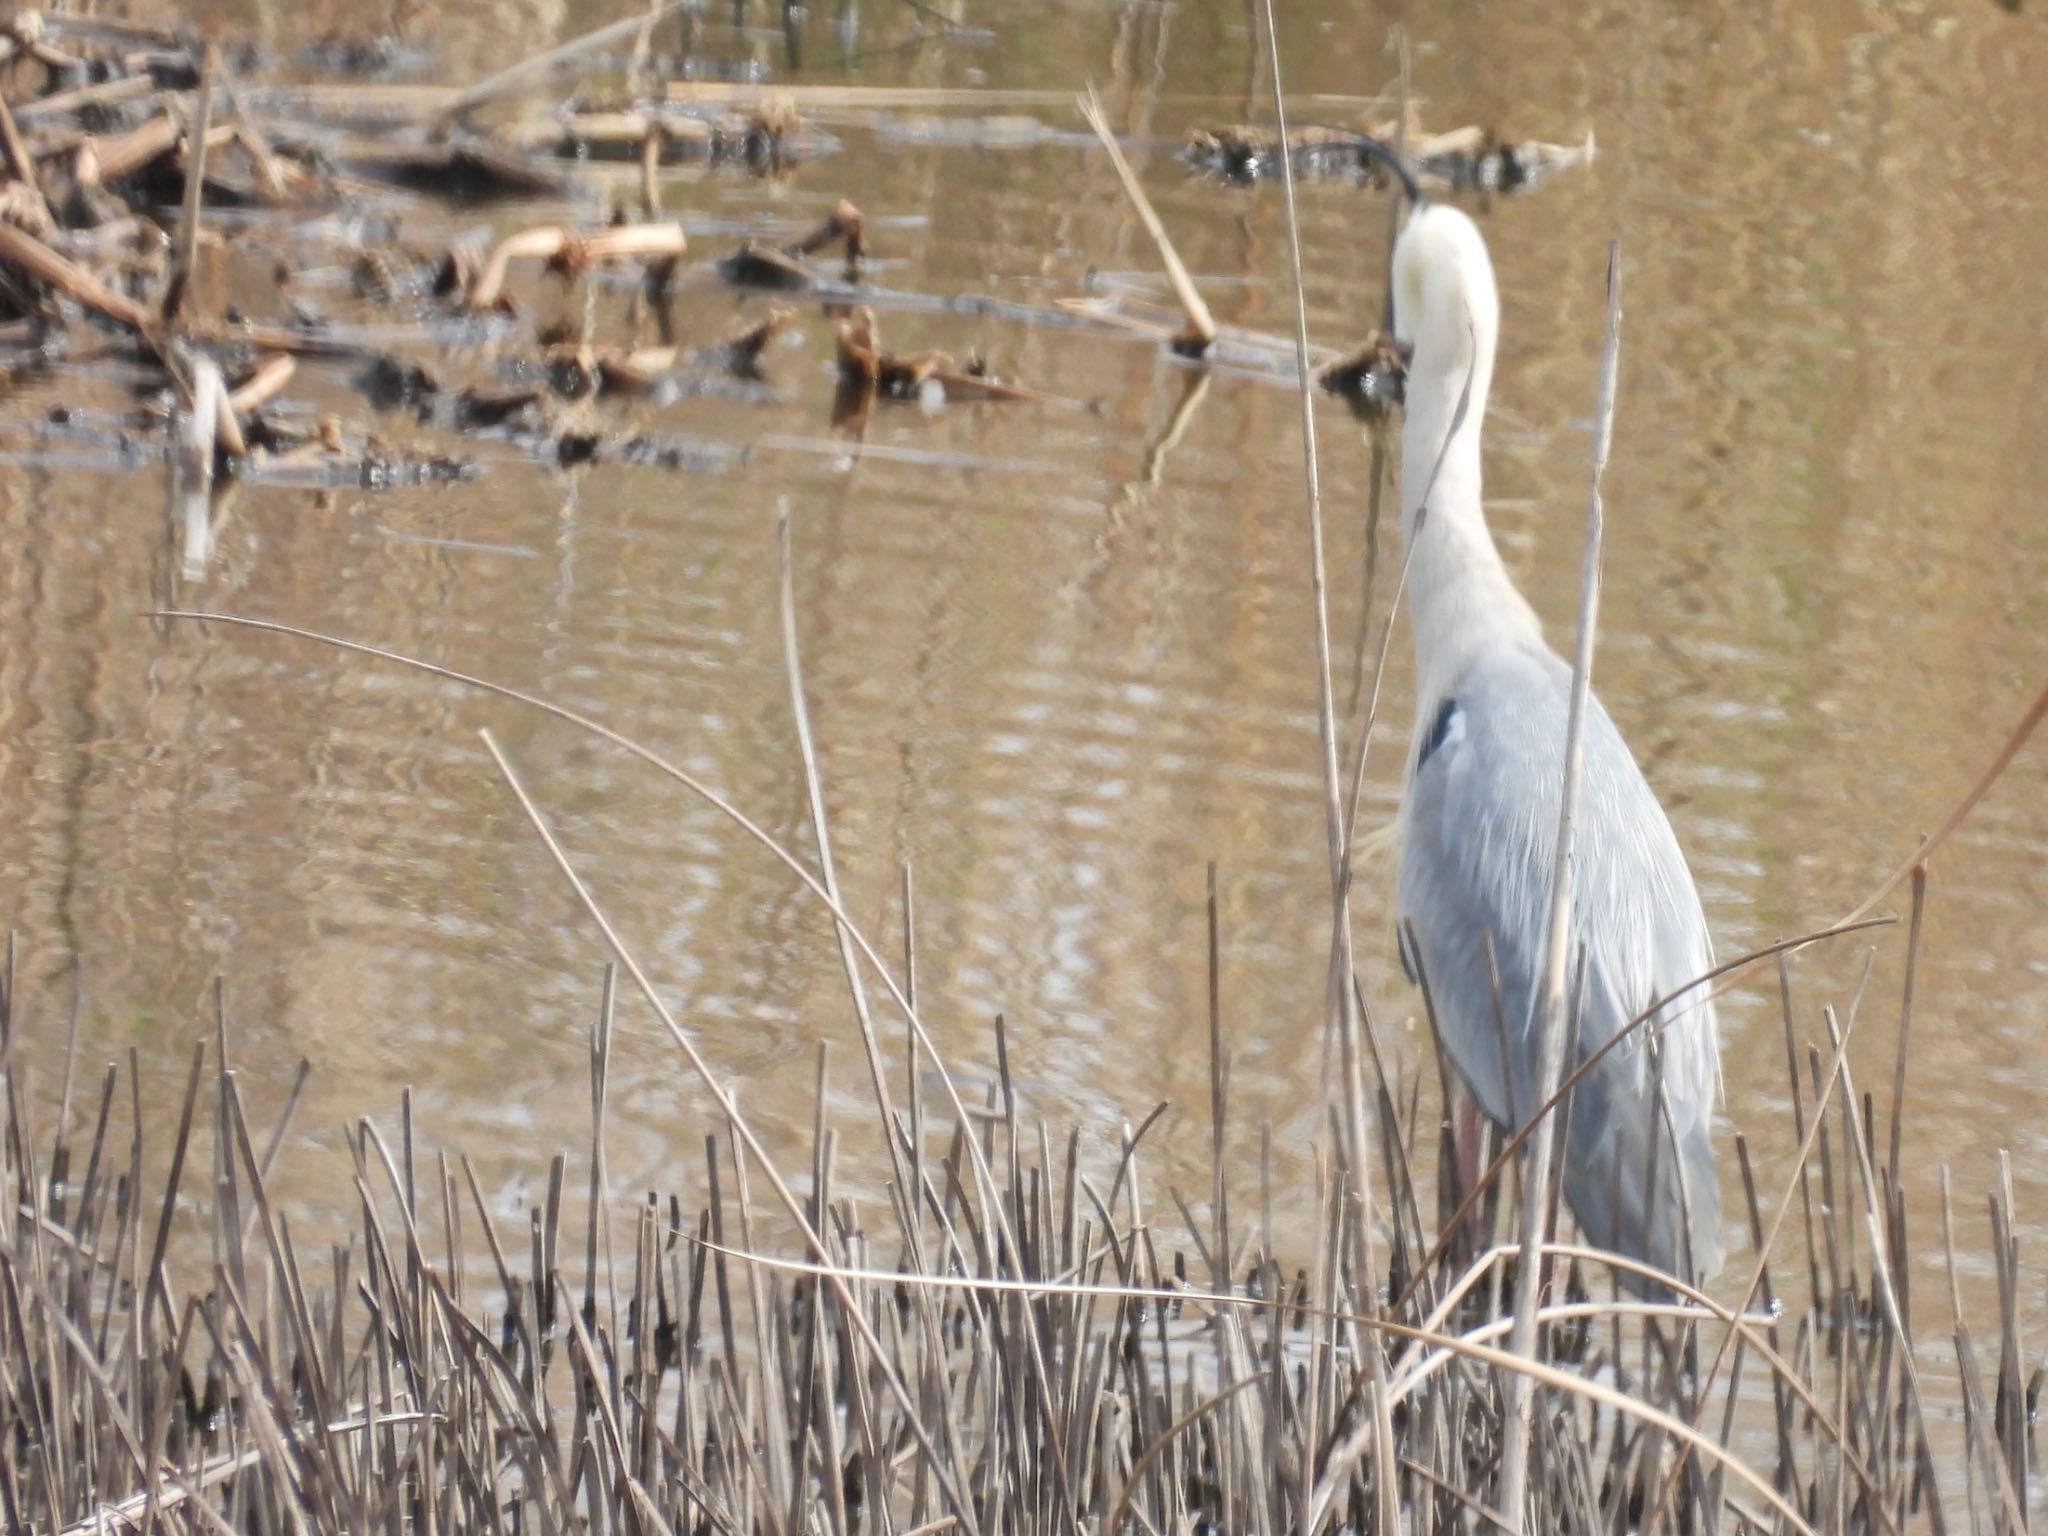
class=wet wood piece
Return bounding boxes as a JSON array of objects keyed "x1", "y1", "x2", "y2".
[
  {"x1": 0, "y1": 171, "x2": 52, "y2": 240},
  {"x1": 309, "y1": 135, "x2": 573, "y2": 200},
  {"x1": 717, "y1": 198, "x2": 864, "y2": 291},
  {"x1": 588, "y1": 306, "x2": 795, "y2": 392},
  {"x1": 55, "y1": 113, "x2": 297, "y2": 216},
  {"x1": 226, "y1": 353, "x2": 293, "y2": 414},
  {"x1": 65, "y1": 112, "x2": 189, "y2": 184},
  {"x1": 0, "y1": 90, "x2": 51, "y2": 229},
  {"x1": 0, "y1": 12, "x2": 84, "y2": 75},
  {"x1": 714, "y1": 306, "x2": 793, "y2": 374},
  {"x1": 0, "y1": 216, "x2": 155, "y2": 331},
  {"x1": 833, "y1": 304, "x2": 1066, "y2": 406},
  {"x1": 664, "y1": 82, "x2": 1072, "y2": 110},
  {"x1": 786, "y1": 198, "x2": 864, "y2": 263},
  {"x1": 464, "y1": 221, "x2": 687, "y2": 311},
  {"x1": 497, "y1": 97, "x2": 819, "y2": 169},
  {"x1": 28, "y1": 11, "x2": 188, "y2": 55},
  {"x1": 717, "y1": 241, "x2": 822, "y2": 291},
  {"x1": 9, "y1": 73, "x2": 155, "y2": 124},
  {"x1": 1416, "y1": 128, "x2": 1595, "y2": 194},
  {"x1": 1186, "y1": 117, "x2": 1595, "y2": 194},
  {"x1": 188, "y1": 318, "x2": 414, "y2": 361},
  {"x1": 589, "y1": 344, "x2": 676, "y2": 393}
]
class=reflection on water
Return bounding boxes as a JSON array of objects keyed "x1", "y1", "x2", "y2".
[{"x1": 1, "y1": 0, "x2": 2045, "y2": 1344}]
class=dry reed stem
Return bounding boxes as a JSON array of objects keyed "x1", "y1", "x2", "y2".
[
  {"x1": 775, "y1": 507, "x2": 916, "y2": 1231},
  {"x1": 12, "y1": 71, "x2": 153, "y2": 123},
  {"x1": 1392, "y1": 912, "x2": 1897, "y2": 1314},
  {"x1": 1820, "y1": 1006, "x2": 1953, "y2": 1527},
  {"x1": 163, "y1": 45, "x2": 218, "y2": 323},
  {"x1": 1496, "y1": 241, "x2": 1621, "y2": 1528},
  {"x1": 440, "y1": 3, "x2": 690, "y2": 123},
  {"x1": 466, "y1": 222, "x2": 686, "y2": 309},
  {"x1": 1252, "y1": 9, "x2": 1397, "y2": 1531},
  {"x1": 691, "y1": 1238, "x2": 1819, "y2": 1536},
  {"x1": 0, "y1": 913, "x2": 1982, "y2": 1536},
  {"x1": 172, "y1": 356, "x2": 224, "y2": 576},
  {"x1": 147, "y1": 616, "x2": 1005, "y2": 1201},
  {"x1": 694, "y1": 1231, "x2": 1834, "y2": 1421},
  {"x1": 226, "y1": 354, "x2": 294, "y2": 415},
  {"x1": 1639, "y1": 979, "x2": 1907, "y2": 1536},
  {"x1": 208, "y1": 368, "x2": 245, "y2": 461},
  {"x1": 478, "y1": 731, "x2": 983, "y2": 1535},
  {"x1": 0, "y1": 217, "x2": 154, "y2": 331},
  {"x1": 216, "y1": 66, "x2": 292, "y2": 204},
  {"x1": 1075, "y1": 87, "x2": 1215, "y2": 354}
]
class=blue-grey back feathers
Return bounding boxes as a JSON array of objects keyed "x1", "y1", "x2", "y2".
[{"x1": 1399, "y1": 642, "x2": 1724, "y2": 1289}]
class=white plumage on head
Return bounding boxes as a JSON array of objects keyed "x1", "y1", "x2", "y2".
[{"x1": 1388, "y1": 201, "x2": 1725, "y2": 1293}]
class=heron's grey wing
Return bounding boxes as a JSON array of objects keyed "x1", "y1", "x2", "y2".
[{"x1": 1396, "y1": 643, "x2": 1724, "y2": 1289}]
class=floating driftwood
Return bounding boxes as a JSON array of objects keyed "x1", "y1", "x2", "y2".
[
  {"x1": 717, "y1": 240, "x2": 822, "y2": 290},
  {"x1": 464, "y1": 220, "x2": 687, "y2": 311},
  {"x1": 316, "y1": 134, "x2": 574, "y2": 199},
  {"x1": 589, "y1": 305, "x2": 797, "y2": 391},
  {"x1": 497, "y1": 94, "x2": 821, "y2": 170},
  {"x1": 0, "y1": 0, "x2": 1611, "y2": 588},
  {"x1": 663, "y1": 81, "x2": 1074, "y2": 110},
  {"x1": 717, "y1": 196, "x2": 866, "y2": 291},
  {"x1": 1187, "y1": 118, "x2": 1596, "y2": 194},
  {"x1": 835, "y1": 303, "x2": 1071, "y2": 408},
  {"x1": 0, "y1": 215, "x2": 157, "y2": 333}
]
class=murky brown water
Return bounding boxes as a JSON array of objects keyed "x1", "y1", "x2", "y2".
[{"x1": 3, "y1": 0, "x2": 2046, "y2": 1342}]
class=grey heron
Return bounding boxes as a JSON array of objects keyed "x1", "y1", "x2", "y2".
[{"x1": 1389, "y1": 204, "x2": 1724, "y2": 1291}]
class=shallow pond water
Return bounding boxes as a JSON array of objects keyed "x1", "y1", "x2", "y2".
[{"x1": 2, "y1": 0, "x2": 2046, "y2": 1365}]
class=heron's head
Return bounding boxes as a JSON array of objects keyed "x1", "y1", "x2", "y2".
[{"x1": 1390, "y1": 204, "x2": 1500, "y2": 387}]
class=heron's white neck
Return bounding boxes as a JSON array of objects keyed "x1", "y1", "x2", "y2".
[{"x1": 1398, "y1": 331, "x2": 1541, "y2": 719}]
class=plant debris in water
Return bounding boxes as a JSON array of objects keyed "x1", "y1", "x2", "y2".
[
  {"x1": 1318, "y1": 330, "x2": 1407, "y2": 414},
  {"x1": 0, "y1": 9, "x2": 855, "y2": 506},
  {"x1": 0, "y1": 6, "x2": 1605, "y2": 585},
  {"x1": 1186, "y1": 117, "x2": 1596, "y2": 193}
]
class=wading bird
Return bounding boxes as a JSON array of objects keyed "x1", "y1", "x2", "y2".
[{"x1": 1389, "y1": 204, "x2": 1723, "y2": 1292}]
